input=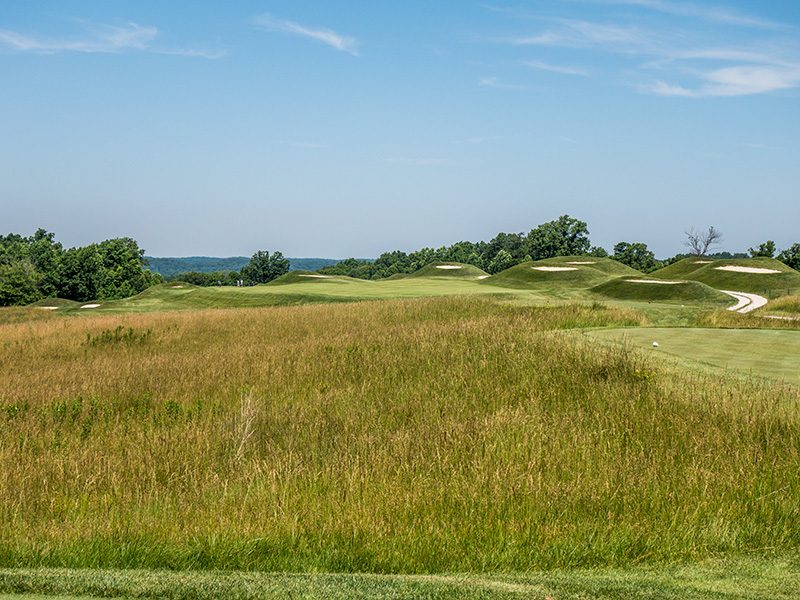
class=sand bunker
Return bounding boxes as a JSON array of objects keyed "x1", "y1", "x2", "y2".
[
  {"x1": 80, "y1": 304, "x2": 101, "y2": 309},
  {"x1": 170, "y1": 285, "x2": 185, "y2": 289},
  {"x1": 476, "y1": 275, "x2": 490, "y2": 280},
  {"x1": 694, "y1": 260, "x2": 713, "y2": 264},
  {"x1": 298, "y1": 274, "x2": 332, "y2": 278},
  {"x1": 627, "y1": 279, "x2": 685, "y2": 285},
  {"x1": 721, "y1": 290, "x2": 768, "y2": 314},
  {"x1": 565, "y1": 261, "x2": 596, "y2": 265},
  {"x1": 532, "y1": 266, "x2": 578, "y2": 272},
  {"x1": 37, "y1": 306, "x2": 59, "y2": 310},
  {"x1": 435, "y1": 265, "x2": 462, "y2": 270},
  {"x1": 715, "y1": 265, "x2": 780, "y2": 274}
]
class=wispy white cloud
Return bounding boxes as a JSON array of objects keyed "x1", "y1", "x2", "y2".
[
  {"x1": 524, "y1": 60, "x2": 589, "y2": 76},
  {"x1": 0, "y1": 22, "x2": 156, "y2": 53},
  {"x1": 592, "y1": 0, "x2": 785, "y2": 30},
  {"x1": 646, "y1": 64, "x2": 800, "y2": 97},
  {"x1": 505, "y1": 19, "x2": 656, "y2": 51},
  {"x1": 479, "y1": 76, "x2": 529, "y2": 90},
  {"x1": 0, "y1": 22, "x2": 223, "y2": 58},
  {"x1": 254, "y1": 14, "x2": 358, "y2": 55},
  {"x1": 491, "y1": 6, "x2": 800, "y2": 98},
  {"x1": 557, "y1": 135, "x2": 580, "y2": 144},
  {"x1": 740, "y1": 142, "x2": 782, "y2": 150}
]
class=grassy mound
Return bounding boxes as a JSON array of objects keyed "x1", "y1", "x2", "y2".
[
  {"x1": 535, "y1": 256, "x2": 643, "y2": 277},
  {"x1": 650, "y1": 257, "x2": 716, "y2": 280},
  {"x1": 406, "y1": 262, "x2": 488, "y2": 279},
  {"x1": 652, "y1": 258, "x2": 800, "y2": 294},
  {"x1": 487, "y1": 259, "x2": 615, "y2": 289},
  {"x1": 591, "y1": 277, "x2": 730, "y2": 305}
]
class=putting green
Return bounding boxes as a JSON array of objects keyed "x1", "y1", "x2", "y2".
[{"x1": 588, "y1": 327, "x2": 800, "y2": 385}]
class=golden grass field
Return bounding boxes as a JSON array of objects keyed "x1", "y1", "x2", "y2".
[{"x1": 1, "y1": 296, "x2": 799, "y2": 579}]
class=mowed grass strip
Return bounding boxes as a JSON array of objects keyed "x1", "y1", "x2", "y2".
[
  {"x1": 587, "y1": 327, "x2": 800, "y2": 385},
  {"x1": 1, "y1": 297, "x2": 799, "y2": 572},
  {"x1": 1, "y1": 555, "x2": 799, "y2": 599}
]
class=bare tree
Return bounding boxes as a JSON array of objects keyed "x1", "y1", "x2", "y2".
[{"x1": 685, "y1": 226, "x2": 722, "y2": 256}]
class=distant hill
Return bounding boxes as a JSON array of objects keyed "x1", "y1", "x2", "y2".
[{"x1": 145, "y1": 256, "x2": 340, "y2": 277}]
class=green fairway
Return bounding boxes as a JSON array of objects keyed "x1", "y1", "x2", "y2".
[
  {"x1": 59, "y1": 278, "x2": 536, "y2": 313},
  {"x1": 1, "y1": 556, "x2": 798, "y2": 599},
  {"x1": 588, "y1": 326, "x2": 800, "y2": 385}
]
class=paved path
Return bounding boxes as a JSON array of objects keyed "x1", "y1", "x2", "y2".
[{"x1": 720, "y1": 290, "x2": 769, "y2": 314}]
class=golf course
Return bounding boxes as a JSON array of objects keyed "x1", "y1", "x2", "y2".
[
  {"x1": 3, "y1": 0, "x2": 800, "y2": 595},
  {"x1": 2, "y1": 253, "x2": 799, "y2": 598}
]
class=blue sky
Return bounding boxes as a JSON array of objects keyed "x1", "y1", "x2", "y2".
[{"x1": 1, "y1": 1, "x2": 798, "y2": 258}]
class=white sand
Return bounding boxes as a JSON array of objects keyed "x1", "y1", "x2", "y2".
[
  {"x1": 170, "y1": 285, "x2": 185, "y2": 288},
  {"x1": 532, "y1": 266, "x2": 578, "y2": 272},
  {"x1": 715, "y1": 265, "x2": 780, "y2": 274},
  {"x1": 298, "y1": 274, "x2": 332, "y2": 278},
  {"x1": 476, "y1": 275, "x2": 490, "y2": 279},
  {"x1": 763, "y1": 315, "x2": 800, "y2": 321},
  {"x1": 627, "y1": 279, "x2": 685, "y2": 285},
  {"x1": 37, "y1": 306, "x2": 59, "y2": 310},
  {"x1": 721, "y1": 290, "x2": 768, "y2": 314},
  {"x1": 80, "y1": 304, "x2": 101, "y2": 309},
  {"x1": 565, "y1": 261, "x2": 596, "y2": 265},
  {"x1": 694, "y1": 260, "x2": 713, "y2": 264},
  {"x1": 435, "y1": 265, "x2": 462, "y2": 270}
]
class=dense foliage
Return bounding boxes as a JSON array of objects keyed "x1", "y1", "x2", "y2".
[
  {"x1": 146, "y1": 256, "x2": 339, "y2": 278},
  {"x1": 320, "y1": 215, "x2": 607, "y2": 279},
  {"x1": 778, "y1": 243, "x2": 800, "y2": 270},
  {"x1": 0, "y1": 229, "x2": 161, "y2": 306},
  {"x1": 241, "y1": 250, "x2": 290, "y2": 284},
  {"x1": 612, "y1": 242, "x2": 660, "y2": 273}
]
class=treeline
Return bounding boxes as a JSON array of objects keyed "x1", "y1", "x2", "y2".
[
  {"x1": 147, "y1": 256, "x2": 338, "y2": 278},
  {"x1": 0, "y1": 230, "x2": 294, "y2": 305},
  {"x1": 4, "y1": 220, "x2": 799, "y2": 304},
  {"x1": 320, "y1": 215, "x2": 605, "y2": 279},
  {"x1": 166, "y1": 251, "x2": 290, "y2": 288},
  {"x1": 319, "y1": 215, "x2": 800, "y2": 280},
  {"x1": 0, "y1": 229, "x2": 161, "y2": 306}
]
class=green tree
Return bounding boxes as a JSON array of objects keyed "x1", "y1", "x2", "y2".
[
  {"x1": 28, "y1": 229, "x2": 63, "y2": 297},
  {"x1": 777, "y1": 243, "x2": 800, "y2": 270},
  {"x1": 612, "y1": 242, "x2": 660, "y2": 273},
  {"x1": 487, "y1": 249, "x2": 514, "y2": 274},
  {"x1": 241, "y1": 250, "x2": 290, "y2": 284},
  {"x1": 525, "y1": 215, "x2": 591, "y2": 260},
  {"x1": 749, "y1": 240, "x2": 776, "y2": 258},
  {"x1": 0, "y1": 259, "x2": 43, "y2": 306}
]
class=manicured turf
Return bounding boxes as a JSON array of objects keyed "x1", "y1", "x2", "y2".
[
  {"x1": 485, "y1": 258, "x2": 626, "y2": 290},
  {"x1": 1, "y1": 556, "x2": 799, "y2": 599},
  {"x1": 588, "y1": 326, "x2": 800, "y2": 385}
]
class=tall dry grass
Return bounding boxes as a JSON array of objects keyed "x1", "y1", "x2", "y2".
[{"x1": 0, "y1": 297, "x2": 798, "y2": 572}]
